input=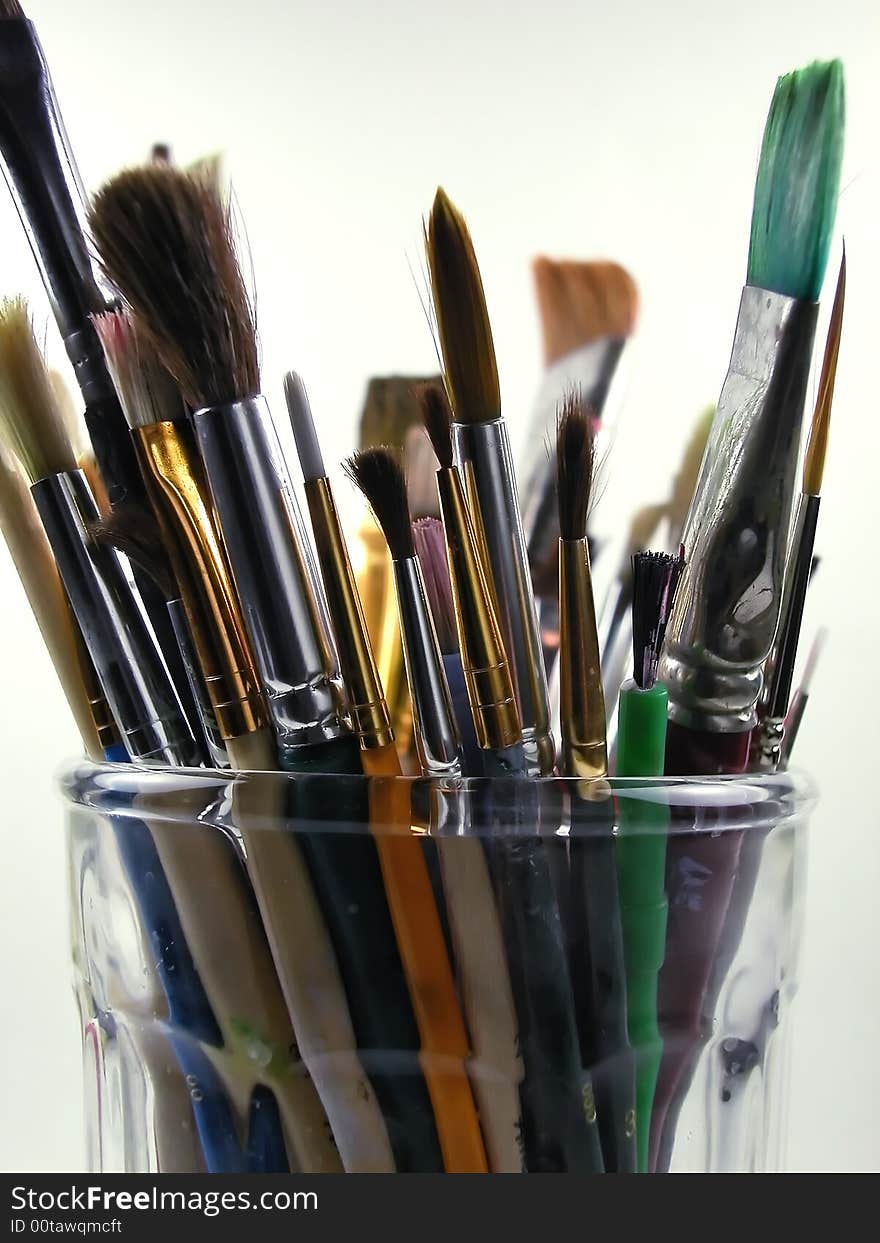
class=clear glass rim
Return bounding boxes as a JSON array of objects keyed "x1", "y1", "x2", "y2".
[{"x1": 57, "y1": 758, "x2": 818, "y2": 838}]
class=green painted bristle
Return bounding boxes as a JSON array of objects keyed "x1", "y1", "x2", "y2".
[{"x1": 747, "y1": 60, "x2": 845, "y2": 301}]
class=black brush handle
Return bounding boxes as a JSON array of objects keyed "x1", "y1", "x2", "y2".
[{"x1": 282, "y1": 733, "x2": 443, "y2": 1172}]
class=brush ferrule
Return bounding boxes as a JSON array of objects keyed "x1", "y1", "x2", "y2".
[
  {"x1": 31, "y1": 471, "x2": 199, "y2": 766},
  {"x1": 193, "y1": 397, "x2": 346, "y2": 751},
  {"x1": 558, "y1": 537, "x2": 607, "y2": 779},
  {"x1": 436, "y1": 467, "x2": 521, "y2": 751},
  {"x1": 452, "y1": 416, "x2": 554, "y2": 775},
  {"x1": 659, "y1": 286, "x2": 819, "y2": 734},
  {"x1": 521, "y1": 337, "x2": 626, "y2": 585},
  {"x1": 392, "y1": 556, "x2": 463, "y2": 777},
  {"x1": 133, "y1": 422, "x2": 266, "y2": 741},
  {"x1": 305, "y1": 476, "x2": 394, "y2": 750}
]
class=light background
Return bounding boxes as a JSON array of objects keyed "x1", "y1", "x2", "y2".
[{"x1": 0, "y1": 0, "x2": 878, "y2": 1172}]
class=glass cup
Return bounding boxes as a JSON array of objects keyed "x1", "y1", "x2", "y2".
[{"x1": 61, "y1": 761, "x2": 814, "y2": 1174}]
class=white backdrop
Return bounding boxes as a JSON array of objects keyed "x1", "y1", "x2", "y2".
[{"x1": 0, "y1": 0, "x2": 877, "y2": 1172}]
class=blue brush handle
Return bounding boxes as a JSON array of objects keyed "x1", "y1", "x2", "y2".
[{"x1": 104, "y1": 744, "x2": 129, "y2": 763}]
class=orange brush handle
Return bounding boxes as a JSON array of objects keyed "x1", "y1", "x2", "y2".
[{"x1": 362, "y1": 743, "x2": 487, "y2": 1172}]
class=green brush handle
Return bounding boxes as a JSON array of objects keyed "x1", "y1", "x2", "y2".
[{"x1": 615, "y1": 679, "x2": 669, "y2": 1174}]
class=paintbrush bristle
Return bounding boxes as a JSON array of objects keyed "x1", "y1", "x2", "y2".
[
  {"x1": 412, "y1": 517, "x2": 457, "y2": 655},
  {"x1": 93, "y1": 308, "x2": 184, "y2": 430},
  {"x1": 803, "y1": 246, "x2": 845, "y2": 496},
  {"x1": 0, "y1": 298, "x2": 77, "y2": 481},
  {"x1": 631, "y1": 547, "x2": 686, "y2": 689},
  {"x1": 747, "y1": 60, "x2": 845, "y2": 301},
  {"x1": 416, "y1": 381, "x2": 454, "y2": 470},
  {"x1": 344, "y1": 447, "x2": 414, "y2": 561},
  {"x1": 89, "y1": 504, "x2": 177, "y2": 600},
  {"x1": 426, "y1": 187, "x2": 500, "y2": 424},
  {"x1": 0, "y1": 0, "x2": 24, "y2": 18},
  {"x1": 555, "y1": 392, "x2": 597, "y2": 541},
  {"x1": 533, "y1": 258, "x2": 638, "y2": 364},
  {"x1": 89, "y1": 165, "x2": 259, "y2": 410}
]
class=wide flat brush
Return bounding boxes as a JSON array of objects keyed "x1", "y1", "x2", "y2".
[
  {"x1": 523, "y1": 258, "x2": 638, "y2": 667},
  {"x1": 426, "y1": 187, "x2": 554, "y2": 775},
  {"x1": 659, "y1": 60, "x2": 845, "y2": 777}
]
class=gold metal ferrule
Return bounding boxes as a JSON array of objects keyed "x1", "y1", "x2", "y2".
[
  {"x1": 437, "y1": 468, "x2": 521, "y2": 751},
  {"x1": 559, "y1": 537, "x2": 608, "y2": 779},
  {"x1": 134, "y1": 421, "x2": 266, "y2": 740},
  {"x1": 305, "y1": 477, "x2": 394, "y2": 750}
]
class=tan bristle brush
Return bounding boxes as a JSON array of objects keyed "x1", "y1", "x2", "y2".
[
  {"x1": 91, "y1": 310, "x2": 393, "y2": 1171},
  {"x1": 523, "y1": 258, "x2": 638, "y2": 657},
  {"x1": 426, "y1": 187, "x2": 554, "y2": 775}
]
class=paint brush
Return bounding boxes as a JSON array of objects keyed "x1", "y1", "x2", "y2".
[
  {"x1": 0, "y1": 297, "x2": 199, "y2": 766},
  {"x1": 426, "y1": 187, "x2": 554, "y2": 775},
  {"x1": 659, "y1": 60, "x2": 845, "y2": 776},
  {"x1": 345, "y1": 446, "x2": 488, "y2": 1172},
  {"x1": 0, "y1": 2, "x2": 202, "y2": 740},
  {"x1": 556, "y1": 398, "x2": 635, "y2": 1173},
  {"x1": 753, "y1": 247, "x2": 845, "y2": 770}
]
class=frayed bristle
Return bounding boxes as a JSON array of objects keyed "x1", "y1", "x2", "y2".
[
  {"x1": 93, "y1": 308, "x2": 184, "y2": 430},
  {"x1": 631, "y1": 547, "x2": 686, "y2": 689},
  {"x1": 533, "y1": 257, "x2": 638, "y2": 364},
  {"x1": 413, "y1": 517, "x2": 457, "y2": 655},
  {"x1": 0, "y1": 298, "x2": 77, "y2": 481},
  {"x1": 416, "y1": 381, "x2": 454, "y2": 469},
  {"x1": 803, "y1": 245, "x2": 845, "y2": 495},
  {"x1": 344, "y1": 447, "x2": 414, "y2": 560},
  {"x1": 89, "y1": 165, "x2": 259, "y2": 410},
  {"x1": 426, "y1": 187, "x2": 500, "y2": 424},
  {"x1": 747, "y1": 60, "x2": 845, "y2": 300},
  {"x1": 89, "y1": 504, "x2": 177, "y2": 599},
  {"x1": 555, "y1": 391, "x2": 597, "y2": 541}
]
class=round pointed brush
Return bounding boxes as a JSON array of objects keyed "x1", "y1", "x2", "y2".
[{"x1": 426, "y1": 187, "x2": 554, "y2": 775}]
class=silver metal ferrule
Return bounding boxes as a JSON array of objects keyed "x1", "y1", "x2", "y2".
[
  {"x1": 31, "y1": 471, "x2": 200, "y2": 766},
  {"x1": 453, "y1": 417, "x2": 554, "y2": 775},
  {"x1": 193, "y1": 396, "x2": 346, "y2": 752},
  {"x1": 659, "y1": 286, "x2": 819, "y2": 734},
  {"x1": 392, "y1": 556, "x2": 463, "y2": 778},
  {"x1": 521, "y1": 337, "x2": 626, "y2": 572}
]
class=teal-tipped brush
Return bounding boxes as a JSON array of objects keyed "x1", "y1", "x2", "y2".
[{"x1": 660, "y1": 58, "x2": 845, "y2": 770}]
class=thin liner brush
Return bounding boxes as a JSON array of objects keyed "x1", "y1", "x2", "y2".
[
  {"x1": 615, "y1": 548, "x2": 685, "y2": 1173},
  {"x1": 0, "y1": 298, "x2": 199, "y2": 766},
  {"x1": 345, "y1": 446, "x2": 489, "y2": 1174},
  {"x1": 556, "y1": 398, "x2": 635, "y2": 1173},
  {"x1": 289, "y1": 375, "x2": 492, "y2": 1173},
  {"x1": 0, "y1": 3, "x2": 202, "y2": 742},
  {"x1": 659, "y1": 60, "x2": 845, "y2": 776},
  {"x1": 753, "y1": 248, "x2": 845, "y2": 770},
  {"x1": 93, "y1": 315, "x2": 393, "y2": 1172},
  {"x1": 426, "y1": 187, "x2": 554, "y2": 775},
  {"x1": 781, "y1": 625, "x2": 828, "y2": 763}
]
